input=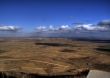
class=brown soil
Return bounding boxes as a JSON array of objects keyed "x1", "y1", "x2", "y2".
[{"x1": 0, "y1": 38, "x2": 110, "y2": 78}]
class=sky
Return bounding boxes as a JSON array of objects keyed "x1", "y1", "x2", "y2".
[{"x1": 0, "y1": 0, "x2": 110, "y2": 32}]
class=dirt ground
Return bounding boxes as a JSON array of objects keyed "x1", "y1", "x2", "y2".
[{"x1": 0, "y1": 38, "x2": 110, "y2": 77}]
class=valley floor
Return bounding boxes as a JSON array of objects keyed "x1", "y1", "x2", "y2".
[{"x1": 0, "y1": 38, "x2": 110, "y2": 77}]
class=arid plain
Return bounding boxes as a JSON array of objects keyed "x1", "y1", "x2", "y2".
[{"x1": 0, "y1": 38, "x2": 110, "y2": 78}]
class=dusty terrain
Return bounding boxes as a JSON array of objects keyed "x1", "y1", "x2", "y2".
[{"x1": 0, "y1": 38, "x2": 110, "y2": 78}]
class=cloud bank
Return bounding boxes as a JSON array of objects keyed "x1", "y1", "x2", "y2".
[
  {"x1": 35, "y1": 20, "x2": 110, "y2": 32},
  {"x1": 33, "y1": 20, "x2": 110, "y2": 40},
  {"x1": 0, "y1": 20, "x2": 110, "y2": 39}
]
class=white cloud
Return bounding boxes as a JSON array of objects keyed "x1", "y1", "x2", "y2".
[
  {"x1": 59, "y1": 25, "x2": 71, "y2": 30},
  {"x1": 36, "y1": 26, "x2": 47, "y2": 31},
  {"x1": 73, "y1": 24, "x2": 108, "y2": 31},
  {"x1": 35, "y1": 24, "x2": 109, "y2": 32},
  {"x1": 36, "y1": 25, "x2": 71, "y2": 32},
  {"x1": 0, "y1": 26, "x2": 20, "y2": 31},
  {"x1": 35, "y1": 20, "x2": 110, "y2": 33},
  {"x1": 32, "y1": 20, "x2": 110, "y2": 40},
  {"x1": 48, "y1": 25, "x2": 56, "y2": 30}
]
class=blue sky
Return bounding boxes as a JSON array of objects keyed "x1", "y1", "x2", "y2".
[{"x1": 0, "y1": 0, "x2": 110, "y2": 32}]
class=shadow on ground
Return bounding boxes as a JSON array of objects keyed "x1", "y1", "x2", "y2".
[
  {"x1": 35, "y1": 42, "x2": 75, "y2": 47},
  {"x1": 0, "y1": 70, "x2": 89, "y2": 78}
]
